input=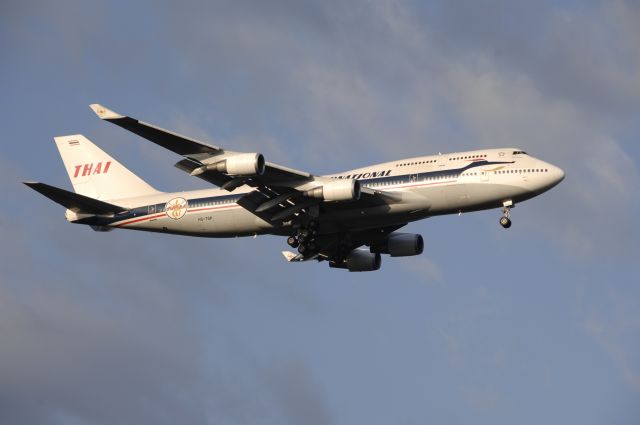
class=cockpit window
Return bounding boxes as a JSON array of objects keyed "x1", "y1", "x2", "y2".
[{"x1": 512, "y1": 150, "x2": 528, "y2": 155}]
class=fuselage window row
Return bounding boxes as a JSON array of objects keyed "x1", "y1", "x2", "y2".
[{"x1": 495, "y1": 169, "x2": 549, "y2": 174}]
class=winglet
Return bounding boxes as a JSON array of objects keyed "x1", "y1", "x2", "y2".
[
  {"x1": 281, "y1": 251, "x2": 300, "y2": 262},
  {"x1": 89, "y1": 104, "x2": 124, "y2": 120}
]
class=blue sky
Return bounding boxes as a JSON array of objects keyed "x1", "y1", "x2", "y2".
[{"x1": 1, "y1": 1, "x2": 639, "y2": 424}]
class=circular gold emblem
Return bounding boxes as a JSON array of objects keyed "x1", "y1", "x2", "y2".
[{"x1": 165, "y1": 197, "x2": 188, "y2": 220}]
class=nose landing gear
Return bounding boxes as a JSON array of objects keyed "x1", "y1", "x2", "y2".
[
  {"x1": 499, "y1": 215, "x2": 512, "y2": 228},
  {"x1": 499, "y1": 200, "x2": 513, "y2": 229}
]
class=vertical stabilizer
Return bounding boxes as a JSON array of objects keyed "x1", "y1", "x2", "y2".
[{"x1": 54, "y1": 134, "x2": 160, "y2": 200}]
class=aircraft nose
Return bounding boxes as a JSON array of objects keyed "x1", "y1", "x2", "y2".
[
  {"x1": 542, "y1": 162, "x2": 565, "y2": 190},
  {"x1": 534, "y1": 161, "x2": 565, "y2": 193},
  {"x1": 552, "y1": 164, "x2": 565, "y2": 184}
]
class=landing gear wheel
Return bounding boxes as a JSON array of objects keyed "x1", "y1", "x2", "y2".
[
  {"x1": 499, "y1": 216, "x2": 512, "y2": 228},
  {"x1": 294, "y1": 221, "x2": 320, "y2": 255},
  {"x1": 287, "y1": 235, "x2": 299, "y2": 248},
  {"x1": 298, "y1": 229, "x2": 310, "y2": 243}
]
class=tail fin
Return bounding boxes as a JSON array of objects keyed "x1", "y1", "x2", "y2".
[{"x1": 54, "y1": 135, "x2": 159, "y2": 200}]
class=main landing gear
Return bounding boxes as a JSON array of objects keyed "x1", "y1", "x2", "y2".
[
  {"x1": 499, "y1": 200, "x2": 513, "y2": 229},
  {"x1": 287, "y1": 220, "x2": 319, "y2": 255}
]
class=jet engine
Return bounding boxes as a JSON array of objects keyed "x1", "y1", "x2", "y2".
[
  {"x1": 303, "y1": 179, "x2": 361, "y2": 202},
  {"x1": 371, "y1": 233, "x2": 424, "y2": 257},
  {"x1": 198, "y1": 153, "x2": 266, "y2": 176},
  {"x1": 330, "y1": 249, "x2": 381, "y2": 272}
]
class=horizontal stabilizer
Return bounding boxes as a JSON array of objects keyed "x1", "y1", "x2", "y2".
[{"x1": 24, "y1": 182, "x2": 128, "y2": 215}]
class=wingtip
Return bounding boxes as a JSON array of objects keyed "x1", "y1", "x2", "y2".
[
  {"x1": 89, "y1": 103, "x2": 124, "y2": 120},
  {"x1": 23, "y1": 181, "x2": 44, "y2": 191}
]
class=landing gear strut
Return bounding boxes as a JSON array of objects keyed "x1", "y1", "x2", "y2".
[{"x1": 500, "y1": 201, "x2": 513, "y2": 229}]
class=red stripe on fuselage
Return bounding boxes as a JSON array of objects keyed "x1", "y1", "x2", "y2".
[
  {"x1": 115, "y1": 212, "x2": 166, "y2": 227},
  {"x1": 114, "y1": 204, "x2": 241, "y2": 227}
]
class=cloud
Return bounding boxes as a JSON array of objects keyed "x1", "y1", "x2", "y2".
[
  {"x1": 438, "y1": 59, "x2": 639, "y2": 256},
  {"x1": 460, "y1": 385, "x2": 501, "y2": 412},
  {"x1": 0, "y1": 151, "x2": 333, "y2": 425},
  {"x1": 582, "y1": 285, "x2": 640, "y2": 392},
  {"x1": 265, "y1": 359, "x2": 332, "y2": 425},
  {"x1": 155, "y1": 0, "x2": 639, "y2": 258},
  {"x1": 0, "y1": 281, "x2": 207, "y2": 425},
  {"x1": 584, "y1": 318, "x2": 640, "y2": 391},
  {"x1": 401, "y1": 256, "x2": 444, "y2": 282},
  {"x1": 2, "y1": 1, "x2": 640, "y2": 424},
  {"x1": 422, "y1": 1, "x2": 640, "y2": 116}
]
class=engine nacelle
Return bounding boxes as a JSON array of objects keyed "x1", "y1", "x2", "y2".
[
  {"x1": 207, "y1": 153, "x2": 265, "y2": 176},
  {"x1": 346, "y1": 249, "x2": 381, "y2": 271},
  {"x1": 304, "y1": 179, "x2": 361, "y2": 201},
  {"x1": 330, "y1": 249, "x2": 381, "y2": 272},
  {"x1": 372, "y1": 233, "x2": 424, "y2": 257}
]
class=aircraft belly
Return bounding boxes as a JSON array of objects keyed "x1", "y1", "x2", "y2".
[
  {"x1": 468, "y1": 183, "x2": 533, "y2": 205},
  {"x1": 411, "y1": 183, "x2": 535, "y2": 215},
  {"x1": 463, "y1": 183, "x2": 536, "y2": 210},
  {"x1": 422, "y1": 184, "x2": 470, "y2": 212},
  {"x1": 320, "y1": 192, "x2": 431, "y2": 231}
]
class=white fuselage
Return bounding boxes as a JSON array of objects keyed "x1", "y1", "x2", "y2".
[{"x1": 76, "y1": 148, "x2": 564, "y2": 237}]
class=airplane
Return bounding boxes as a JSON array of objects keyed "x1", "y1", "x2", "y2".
[{"x1": 25, "y1": 104, "x2": 565, "y2": 272}]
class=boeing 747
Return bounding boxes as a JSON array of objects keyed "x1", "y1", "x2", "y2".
[{"x1": 25, "y1": 105, "x2": 565, "y2": 271}]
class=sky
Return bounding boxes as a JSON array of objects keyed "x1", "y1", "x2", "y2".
[{"x1": 1, "y1": 0, "x2": 639, "y2": 424}]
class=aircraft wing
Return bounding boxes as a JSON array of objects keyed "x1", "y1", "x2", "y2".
[
  {"x1": 89, "y1": 104, "x2": 311, "y2": 188},
  {"x1": 90, "y1": 104, "x2": 400, "y2": 223}
]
